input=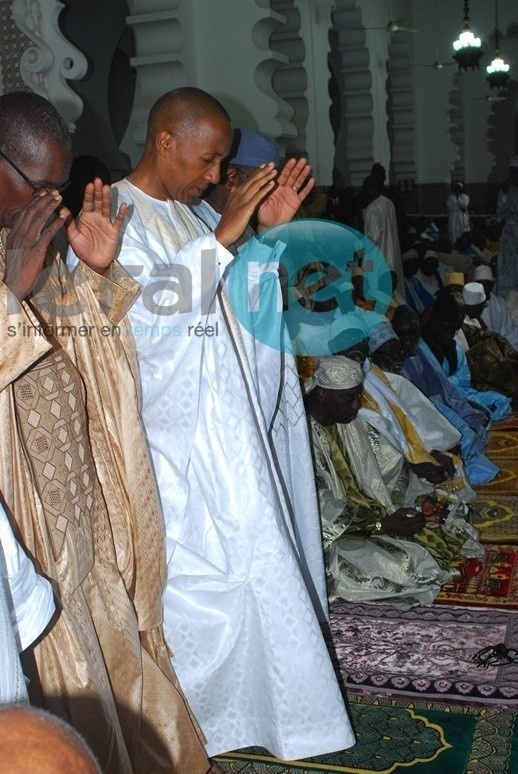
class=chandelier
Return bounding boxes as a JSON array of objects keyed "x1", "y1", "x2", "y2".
[
  {"x1": 452, "y1": 0, "x2": 483, "y2": 71},
  {"x1": 486, "y1": 1, "x2": 510, "y2": 89}
]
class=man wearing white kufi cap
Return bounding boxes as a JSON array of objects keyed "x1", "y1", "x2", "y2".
[
  {"x1": 495, "y1": 156, "x2": 518, "y2": 296},
  {"x1": 472, "y1": 265, "x2": 518, "y2": 349},
  {"x1": 456, "y1": 279, "x2": 518, "y2": 404},
  {"x1": 303, "y1": 356, "x2": 456, "y2": 607}
]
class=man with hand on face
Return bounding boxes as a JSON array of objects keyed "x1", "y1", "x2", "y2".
[
  {"x1": 104, "y1": 87, "x2": 354, "y2": 761},
  {"x1": 0, "y1": 91, "x2": 212, "y2": 773},
  {"x1": 202, "y1": 127, "x2": 280, "y2": 248}
]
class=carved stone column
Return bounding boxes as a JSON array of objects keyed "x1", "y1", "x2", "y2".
[{"x1": 10, "y1": 0, "x2": 87, "y2": 130}]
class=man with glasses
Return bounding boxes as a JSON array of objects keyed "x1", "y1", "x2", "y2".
[
  {"x1": 0, "y1": 91, "x2": 211, "y2": 773},
  {"x1": 0, "y1": 147, "x2": 71, "y2": 194}
]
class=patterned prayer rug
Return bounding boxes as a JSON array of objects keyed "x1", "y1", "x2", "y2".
[
  {"x1": 485, "y1": 430, "x2": 518, "y2": 459},
  {"x1": 327, "y1": 602, "x2": 518, "y2": 708},
  {"x1": 473, "y1": 458, "x2": 518, "y2": 496},
  {"x1": 492, "y1": 413, "x2": 518, "y2": 433},
  {"x1": 471, "y1": 412, "x2": 518, "y2": 541},
  {"x1": 471, "y1": 496, "x2": 518, "y2": 544},
  {"x1": 215, "y1": 694, "x2": 518, "y2": 773},
  {"x1": 435, "y1": 545, "x2": 518, "y2": 608}
]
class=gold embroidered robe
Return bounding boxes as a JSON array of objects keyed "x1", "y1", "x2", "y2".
[{"x1": 0, "y1": 233, "x2": 208, "y2": 774}]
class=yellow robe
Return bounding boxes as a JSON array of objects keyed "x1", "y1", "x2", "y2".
[{"x1": 0, "y1": 233, "x2": 209, "y2": 773}]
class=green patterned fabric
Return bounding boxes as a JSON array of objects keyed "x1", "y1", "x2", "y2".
[
  {"x1": 320, "y1": 424, "x2": 465, "y2": 568},
  {"x1": 215, "y1": 693, "x2": 518, "y2": 773}
]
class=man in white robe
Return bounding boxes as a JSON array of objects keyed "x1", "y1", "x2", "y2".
[
  {"x1": 108, "y1": 88, "x2": 354, "y2": 760},
  {"x1": 446, "y1": 182, "x2": 470, "y2": 245},
  {"x1": 362, "y1": 175, "x2": 404, "y2": 297},
  {"x1": 1, "y1": 501, "x2": 55, "y2": 705}
]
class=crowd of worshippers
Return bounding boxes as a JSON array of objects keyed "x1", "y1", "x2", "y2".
[
  {"x1": 290, "y1": 158, "x2": 517, "y2": 610},
  {"x1": 1, "y1": 82, "x2": 516, "y2": 774}
]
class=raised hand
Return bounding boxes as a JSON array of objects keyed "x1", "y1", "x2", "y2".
[
  {"x1": 257, "y1": 157, "x2": 315, "y2": 230},
  {"x1": 215, "y1": 163, "x2": 277, "y2": 248},
  {"x1": 4, "y1": 190, "x2": 68, "y2": 301},
  {"x1": 65, "y1": 178, "x2": 127, "y2": 273}
]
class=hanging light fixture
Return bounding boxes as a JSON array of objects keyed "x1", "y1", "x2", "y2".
[
  {"x1": 452, "y1": 0, "x2": 483, "y2": 71},
  {"x1": 486, "y1": 0, "x2": 510, "y2": 89}
]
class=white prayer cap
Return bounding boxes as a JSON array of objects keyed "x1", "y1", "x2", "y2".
[
  {"x1": 402, "y1": 248, "x2": 419, "y2": 262},
  {"x1": 368, "y1": 319, "x2": 398, "y2": 353},
  {"x1": 304, "y1": 355, "x2": 362, "y2": 394},
  {"x1": 473, "y1": 265, "x2": 494, "y2": 282},
  {"x1": 424, "y1": 249, "x2": 438, "y2": 260},
  {"x1": 462, "y1": 282, "x2": 486, "y2": 305}
]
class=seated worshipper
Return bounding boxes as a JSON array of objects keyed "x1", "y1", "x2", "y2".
[
  {"x1": 351, "y1": 265, "x2": 375, "y2": 311},
  {"x1": 446, "y1": 181, "x2": 470, "y2": 245},
  {"x1": 456, "y1": 282, "x2": 518, "y2": 405},
  {"x1": 0, "y1": 91, "x2": 210, "y2": 773},
  {"x1": 349, "y1": 266, "x2": 403, "y2": 318},
  {"x1": 443, "y1": 271, "x2": 465, "y2": 306},
  {"x1": 391, "y1": 305, "x2": 498, "y2": 485},
  {"x1": 472, "y1": 265, "x2": 518, "y2": 350},
  {"x1": 402, "y1": 246, "x2": 422, "y2": 310},
  {"x1": 1, "y1": 500, "x2": 55, "y2": 705},
  {"x1": 434, "y1": 238, "x2": 475, "y2": 281},
  {"x1": 327, "y1": 315, "x2": 482, "y2": 562},
  {"x1": 421, "y1": 291, "x2": 512, "y2": 422},
  {"x1": 470, "y1": 228, "x2": 498, "y2": 267},
  {"x1": 363, "y1": 319, "x2": 478, "y2": 512},
  {"x1": 103, "y1": 87, "x2": 354, "y2": 761},
  {"x1": 303, "y1": 356, "x2": 456, "y2": 608},
  {"x1": 405, "y1": 248, "x2": 443, "y2": 316}
]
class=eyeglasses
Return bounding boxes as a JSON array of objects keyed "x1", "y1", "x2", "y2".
[{"x1": 0, "y1": 149, "x2": 70, "y2": 194}]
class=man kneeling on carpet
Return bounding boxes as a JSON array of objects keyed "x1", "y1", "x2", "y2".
[{"x1": 302, "y1": 355, "x2": 482, "y2": 608}]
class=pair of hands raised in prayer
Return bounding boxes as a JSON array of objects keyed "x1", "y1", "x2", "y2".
[
  {"x1": 4, "y1": 179, "x2": 127, "y2": 301},
  {"x1": 214, "y1": 157, "x2": 315, "y2": 248}
]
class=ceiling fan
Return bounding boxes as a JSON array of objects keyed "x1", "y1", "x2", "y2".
[
  {"x1": 385, "y1": 19, "x2": 419, "y2": 33},
  {"x1": 415, "y1": 1, "x2": 454, "y2": 69},
  {"x1": 366, "y1": 18, "x2": 419, "y2": 34},
  {"x1": 471, "y1": 94, "x2": 507, "y2": 102},
  {"x1": 416, "y1": 58, "x2": 456, "y2": 70}
]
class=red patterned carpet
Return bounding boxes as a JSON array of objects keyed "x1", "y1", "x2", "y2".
[{"x1": 435, "y1": 546, "x2": 518, "y2": 609}]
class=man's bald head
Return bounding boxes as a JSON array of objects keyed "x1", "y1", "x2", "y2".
[
  {"x1": 0, "y1": 705, "x2": 100, "y2": 773},
  {"x1": 147, "y1": 87, "x2": 231, "y2": 144}
]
